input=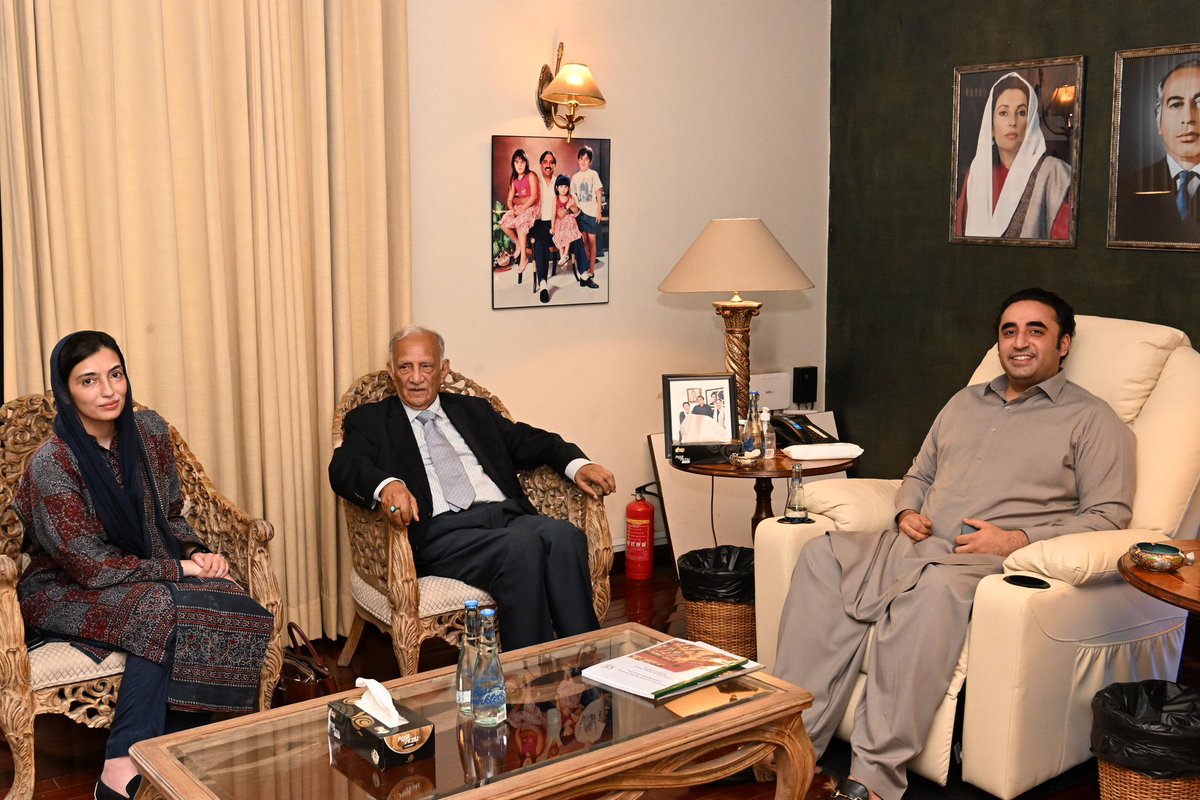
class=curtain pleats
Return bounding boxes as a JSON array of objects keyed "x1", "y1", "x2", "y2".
[{"x1": 0, "y1": 0, "x2": 410, "y2": 636}]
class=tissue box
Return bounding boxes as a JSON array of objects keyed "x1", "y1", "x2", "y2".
[{"x1": 327, "y1": 698, "x2": 435, "y2": 770}]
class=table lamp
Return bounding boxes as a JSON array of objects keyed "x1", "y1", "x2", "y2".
[{"x1": 658, "y1": 218, "x2": 814, "y2": 421}]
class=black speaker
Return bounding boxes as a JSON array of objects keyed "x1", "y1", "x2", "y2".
[{"x1": 793, "y1": 366, "x2": 818, "y2": 405}]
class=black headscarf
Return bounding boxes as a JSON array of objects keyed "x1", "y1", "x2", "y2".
[{"x1": 49, "y1": 332, "x2": 179, "y2": 559}]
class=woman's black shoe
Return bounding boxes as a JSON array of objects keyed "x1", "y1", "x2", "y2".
[
  {"x1": 517, "y1": 271, "x2": 523, "y2": 285},
  {"x1": 539, "y1": 289, "x2": 550, "y2": 303}
]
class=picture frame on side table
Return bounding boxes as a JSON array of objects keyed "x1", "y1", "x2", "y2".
[
  {"x1": 662, "y1": 373, "x2": 738, "y2": 457},
  {"x1": 492, "y1": 135, "x2": 611, "y2": 309},
  {"x1": 949, "y1": 56, "x2": 1083, "y2": 247},
  {"x1": 1108, "y1": 44, "x2": 1200, "y2": 250}
]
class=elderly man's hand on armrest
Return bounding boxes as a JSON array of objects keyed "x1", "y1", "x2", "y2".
[{"x1": 574, "y1": 463, "x2": 616, "y2": 500}]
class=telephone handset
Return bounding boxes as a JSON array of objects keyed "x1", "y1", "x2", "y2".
[{"x1": 771, "y1": 413, "x2": 837, "y2": 447}]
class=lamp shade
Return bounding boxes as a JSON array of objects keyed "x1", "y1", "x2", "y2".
[
  {"x1": 541, "y1": 63, "x2": 606, "y2": 107},
  {"x1": 658, "y1": 218, "x2": 814, "y2": 295}
]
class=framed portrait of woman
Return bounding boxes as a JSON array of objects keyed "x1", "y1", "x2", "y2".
[
  {"x1": 1108, "y1": 44, "x2": 1200, "y2": 251},
  {"x1": 949, "y1": 56, "x2": 1083, "y2": 247}
]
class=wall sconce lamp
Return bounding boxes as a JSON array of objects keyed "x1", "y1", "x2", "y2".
[
  {"x1": 1042, "y1": 84, "x2": 1076, "y2": 135},
  {"x1": 1036, "y1": 67, "x2": 1077, "y2": 136},
  {"x1": 536, "y1": 42, "x2": 605, "y2": 143}
]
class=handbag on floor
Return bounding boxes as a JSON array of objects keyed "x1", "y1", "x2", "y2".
[{"x1": 272, "y1": 621, "x2": 339, "y2": 706}]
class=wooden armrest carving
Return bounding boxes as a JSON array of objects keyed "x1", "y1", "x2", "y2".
[{"x1": 0, "y1": 554, "x2": 33, "y2": 702}]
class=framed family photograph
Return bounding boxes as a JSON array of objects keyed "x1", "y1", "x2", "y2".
[
  {"x1": 491, "y1": 134, "x2": 611, "y2": 309},
  {"x1": 661, "y1": 373, "x2": 737, "y2": 457},
  {"x1": 949, "y1": 56, "x2": 1083, "y2": 247},
  {"x1": 1108, "y1": 44, "x2": 1200, "y2": 250}
]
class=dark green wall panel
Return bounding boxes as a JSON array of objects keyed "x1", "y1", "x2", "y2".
[{"x1": 828, "y1": 0, "x2": 1200, "y2": 477}]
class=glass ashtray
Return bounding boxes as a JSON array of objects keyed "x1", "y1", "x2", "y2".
[{"x1": 728, "y1": 452, "x2": 763, "y2": 469}]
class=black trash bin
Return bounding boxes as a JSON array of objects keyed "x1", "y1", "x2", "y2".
[
  {"x1": 1091, "y1": 680, "x2": 1200, "y2": 799},
  {"x1": 677, "y1": 546, "x2": 756, "y2": 659}
]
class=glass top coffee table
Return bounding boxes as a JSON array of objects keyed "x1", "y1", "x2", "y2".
[{"x1": 131, "y1": 622, "x2": 814, "y2": 799}]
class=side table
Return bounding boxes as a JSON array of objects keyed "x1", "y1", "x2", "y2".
[
  {"x1": 1117, "y1": 539, "x2": 1200, "y2": 613},
  {"x1": 670, "y1": 455, "x2": 858, "y2": 538}
]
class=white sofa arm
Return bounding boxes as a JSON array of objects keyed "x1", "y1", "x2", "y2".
[
  {"x1": 755, "y1": 478, "x2": 902, "y2": 672},
  {"x1": 1003, "y1": 528, "x2": 1171, "y2": 586},
  {"x1": 807, "y1": 478, "x2": 904, "y2": 531},
  {"x1": 962, "y1": 571, "x2": 1187, "y2": 799}
]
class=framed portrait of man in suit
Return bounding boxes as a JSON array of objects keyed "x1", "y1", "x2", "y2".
[
  {"x1": 662, "y1": 373, "x2": 738, "y2": 456},
  {"x1": 1109, "y1": 44, "x2": 1200, "y2": 250},
  {"x1": 949, "y1": 56, "x2": 1083, "y2": 247}
]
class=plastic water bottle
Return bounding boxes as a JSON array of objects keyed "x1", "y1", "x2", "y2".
[
  {"x1": 760, "y1": 406, "x2": 776, "y2": 458},
  {"x1": 471, "y1": 609, "x2": 507, "y2": 726},
  {"x1": 455, "y1": 600, "x2": 481, "y2": 713}
]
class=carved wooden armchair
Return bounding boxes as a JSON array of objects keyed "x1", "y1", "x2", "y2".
[
  {"x1": 0, "y1": 393, "x2": 285, "y2": 800},
  {"x1": 332, "y1": 369, "x2": 614, "y2": 675}
]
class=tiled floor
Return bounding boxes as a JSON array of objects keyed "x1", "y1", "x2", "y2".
[{"x1": 2, "y1": 555, "x2": 1196, "y2": 799}]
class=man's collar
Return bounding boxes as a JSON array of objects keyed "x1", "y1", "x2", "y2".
[
  {"x1": 401, "y1": 395, "x2": 443, "y2": 421},
  {"x1": 984, "y1": 369, "x2": 1068, "y2": 402},
  {"x1": 1165, "y1": 154, "x2": 1199, "y2": 179}
]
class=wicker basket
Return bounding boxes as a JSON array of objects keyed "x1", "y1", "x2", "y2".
[
  {"x1": 1098, "y1": 760, "x2": 1200, "y2": 800},
  {"x1": 683, "y1": 599, "x2": 757, "y2": 660}
]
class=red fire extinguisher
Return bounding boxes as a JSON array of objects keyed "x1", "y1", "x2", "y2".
[{"x1": 625, "y1": 489, "x2": 654, "y2": 580}]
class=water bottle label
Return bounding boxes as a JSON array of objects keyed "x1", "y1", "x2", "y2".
[{"x1": 475, "y1": 685, "x2": 507, "y2": 707}]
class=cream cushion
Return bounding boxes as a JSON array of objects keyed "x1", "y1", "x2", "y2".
[
  {"x1": 349, "y1": 571, "x2": 494, "y2": 625},
  {"x1": 1002, "y1": 527, "x2": 1171, "y2": 585},
  {"x1": 28, "y1": 644, "x2": 124, "y2": 690}
]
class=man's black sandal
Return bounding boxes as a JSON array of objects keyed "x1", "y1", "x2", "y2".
[{"x1": 831, "y1": 776, "x2": 872, "y2": 800}]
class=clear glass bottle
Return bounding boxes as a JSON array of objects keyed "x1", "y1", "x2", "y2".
[
  {"x1": 455, "y1": 600, "x2": 481, "y2": 713},
  {"x1": 742, "y1": 391, "x2": 762, "y2": 455},
  {"x1": 783, "y1": 462, "x2": 814, "y2": 523},
  {"x1": 471, "y1": 608, "x2": 507, "y2": 726},
  {"x1": 760, "y1": 406, "x2": 775, "y2": 458}
]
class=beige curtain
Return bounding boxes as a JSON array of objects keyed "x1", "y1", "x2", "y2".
[{"x1": 0, "y1": 0, "x2": 410, "y2": 636}]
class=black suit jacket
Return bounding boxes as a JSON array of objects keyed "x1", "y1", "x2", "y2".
[
  {"x1": 328, "y1": 393, "x2": 587, "y2": 548},
  {"x1": 1115, "y1": 158, "x2": 1200, "y2": 243}
]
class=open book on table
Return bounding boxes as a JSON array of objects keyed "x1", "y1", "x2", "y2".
[{"x1": 581, "y1": 638, "x2": 762, "y2": 701}]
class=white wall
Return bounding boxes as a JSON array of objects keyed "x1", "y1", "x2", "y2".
[{"x1": 407, "y1": 0, "x2": 831, "y2": 544}]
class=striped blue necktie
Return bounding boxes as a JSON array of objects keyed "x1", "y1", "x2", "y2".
[{"x1": 417, "y1": 411, "x2": 476, "y2": 511}]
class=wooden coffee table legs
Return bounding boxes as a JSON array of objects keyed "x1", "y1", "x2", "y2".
[{"x1": 545, "y1": 712, "x2": 815, "y2": 799}]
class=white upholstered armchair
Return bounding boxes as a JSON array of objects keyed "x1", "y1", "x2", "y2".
[{"x1": 754, "y1": 315, "x2": 1200, "y2": 800}]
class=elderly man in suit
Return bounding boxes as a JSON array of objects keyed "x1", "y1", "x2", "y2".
[
  {"x1": 1115, "y1": 58, "x2": 1200, "y2": 243},
  {"x1": 329, "y1": 326, "x2": 616, "y2": 649}
]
